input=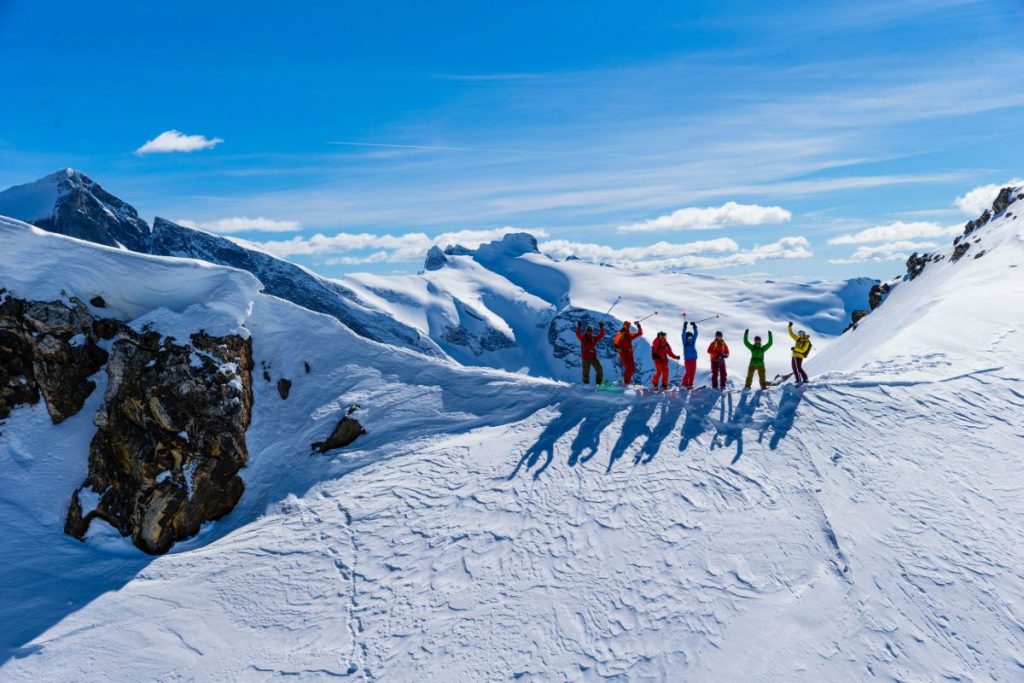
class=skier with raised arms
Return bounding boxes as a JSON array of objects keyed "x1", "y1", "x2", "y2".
[
  {"x1": 788, "y1": 322, "x2": 812, "y2": 384},
  {"x1": 681, "y1": 321, "x2": 699, "y2": 390},
  {"x1": 651, "y1": 331, "x2": 680, "y2": 391},
  {"x1": 707, "y1": 330, "x2": 730, "y2": 390},
  {"x1": 576, "y1": 321, "x2": 605, "y2": 385},
  {"x1": 613, "y1": 320, "x2": 644, "y2": 385},
  {"x1": 743, "y1": 329, "x2": 773, "y2": 390}
]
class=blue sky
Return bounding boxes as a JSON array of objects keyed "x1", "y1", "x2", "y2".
[{"x1": 2, "y1": 0, "x2": 1023, "y2": 279}]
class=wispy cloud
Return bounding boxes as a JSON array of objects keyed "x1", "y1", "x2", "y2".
[
  {"x1": 137, "y1": 130, "x2": 223, "y2": 155},
  {"x1": 617, "y1": 201, "x2": 791, "y2": 233},
  {"x1": 827, "y1": 220, "x2": 960, "y2": 245},
  {"x1": 954, "y1": 178, "x2": 1024, "y2": 216},
  {"x1": 176, "y1": 216, "x2": 300, "y2": 233}
]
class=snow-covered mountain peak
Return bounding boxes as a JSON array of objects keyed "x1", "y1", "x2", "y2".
[{"x1": 0, "y1": 169, "x2": 149, "y2": 250}]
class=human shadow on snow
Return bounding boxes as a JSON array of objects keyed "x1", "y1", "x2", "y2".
[
  {"x1": 511, "y1": 384, "x2": 806, "y2": 479},
  {"x1": 758, "y1": 385, "x2": 805, "y2": 449}
]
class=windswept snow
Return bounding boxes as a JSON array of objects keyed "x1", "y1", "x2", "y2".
[{"x1": 2, "y1": 193, "x2": 1024, "y2": 680}]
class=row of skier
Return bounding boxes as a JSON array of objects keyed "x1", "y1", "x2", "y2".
[{"x1": 575, "y1": 319, "x2": 813, "y2": 391}]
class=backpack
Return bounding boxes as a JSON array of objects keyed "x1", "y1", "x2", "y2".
[
  {"x1": 613, "y1": 331, "x2": 625, "y2": 351},
  {"x1": 804, "y1": 339, "x2": 813, "y2": 356}
]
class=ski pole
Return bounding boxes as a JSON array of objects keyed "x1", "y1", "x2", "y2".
[
  {"x1": 693, "y1": 314, "x2": 719, "y2": 324},
  {"x1": 635, "y1": 311, "x2": 659, "y2": 323},
  {"x1": 601, "y1": 296, "x2": 622, "y2": 320}
]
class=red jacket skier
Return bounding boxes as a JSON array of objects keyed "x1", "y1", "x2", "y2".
[
  {"x1": 613, "y1": 320, "x2": 644, "y2": 385},
  {"x1": 707, "y1": 332, "x2": 730, "y2": 390},
  {"x1": 651, "y1": 332, "x2": 680, "y2": 390},
  {"x1": 576, "y1": 321, "x2": 605, "y2": 385}
]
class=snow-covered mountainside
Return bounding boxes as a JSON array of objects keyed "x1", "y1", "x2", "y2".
[
  {"x1": 0, "y1": 170, "x2": 440, "y2": 356},
  {"x1": 2, "y1": 186, "x2": 1023, "y2": 680},
  {"x1": 345, "y1": 233, "x2": 874, "y2": 384},
  {"x1": 147, "y1": 217, "x2": 440, "y2": 356}
]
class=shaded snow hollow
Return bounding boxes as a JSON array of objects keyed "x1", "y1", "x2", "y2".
[{"x1": 0, "y1": 198, "x2": 1023, "y2": 680}]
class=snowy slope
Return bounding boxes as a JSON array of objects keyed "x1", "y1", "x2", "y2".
[
  {"x1": 2, "y1": 188, "x2": 1024, "y2": 681},
  {"x1": 345, "y1": 234, "x2": 874, "y2": 384},
  {"x1": 816, "y1": 185, "x2": 1024, "y2": 380}
]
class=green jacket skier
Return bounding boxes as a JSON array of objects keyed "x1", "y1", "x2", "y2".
[{"x1": 743, "y1": 329, "x2": 773, "y2": 390}]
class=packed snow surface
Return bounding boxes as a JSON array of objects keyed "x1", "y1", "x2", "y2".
[{"x1": 2, "y1": 200, "x2": 1024, "y2": 680}]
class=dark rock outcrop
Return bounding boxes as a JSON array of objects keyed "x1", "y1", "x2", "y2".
[
  {"x1": 906, "y1": 252, "x2": 930, "y2": 280},
  {"x1": 277, "y1": 377, "x2": 292, "y2": 400},
  {"x1": 312, "y1": 406, "x2": 365, "y2": 453},
  {"x1": 842, "y1": 309, "x2": 870, "y2": 333},
  {"x1": 868, "y1": 283, "x2": 891, "y2": 310},
  {"x1": 65, "y1": 329, "x2": 253, "y2": 555},
  {"x1": 424, "y1": 246, "x2": 448, "y2": 271},
  {"x1": 0, "y1": 294, "x2": 109, "y2": 423},
  {"x1": 951, "y1": 241, "x2": 972, "y2": 263}
]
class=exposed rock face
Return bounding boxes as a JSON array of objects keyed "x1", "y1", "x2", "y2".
[
  {"x1": 906, "y1": 252, "x2": 930, "y2": 280},
  {"x1": 1, "y1": 289, "x2": 255, "y2": 553},
  {"x1": 951, "y1": 241, "x2": 972, "y2": 263},
  {"x1": 424, "y1": 246, "x2": 448, "y2": 271},
  {"x1": 66, "y1": 329, "x2": 253, "y2": 554},
  {"x1": 0, "y1": 294, "x2": 108, "y2": 423},
  {"x1": 312, "y1": 406, "x2": 365, "y2": 453},
  {"x1": 842, "y1": 309, "x2": 870, "y2": 333},
  {"x1": 869, "y1": 283, "x2": 891, "y2": 310}
]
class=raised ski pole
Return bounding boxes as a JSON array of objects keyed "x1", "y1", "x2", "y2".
[
  {"x1": 635, "y1": 311, "x2": 659, "y2": 323},
  {"x1": 602, "y1": 296, "x2": 623, "y2": 320},
  {"x1": 693, "y1": 314, "x2": 719, "y2": 324}
]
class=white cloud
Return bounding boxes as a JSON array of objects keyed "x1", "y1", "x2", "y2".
[
  {"x1": 136, "y1": 130, "x2": 224, "y2": 155},
  {"x1": 953, "y1": 178, "x2": 1024, "y2": 215},
  {"x1": 540, "y1": 236, "x2": 812, "y2": 270},
  {"x1": 176, "y1": 216, "x2": 301, "y2": 233},
  {"x1": 828, "y1": 240, "x2": 936, "y2": 264},
  {"x1": 617, "y1": 201, "x2": 792, "y2": 233},
  {"x1": 259, "y1": 227, "x2": 549, "y2": 264},
  {"x1": 827, "y1": 221, "x2": 960, "y2": 245}
]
